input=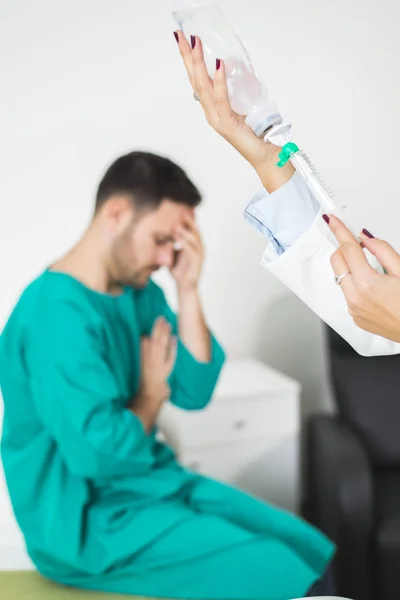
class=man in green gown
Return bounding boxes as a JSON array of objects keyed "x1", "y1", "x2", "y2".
[{"x1": 0, "y1": 151, "x2": 335, "y2": 599}]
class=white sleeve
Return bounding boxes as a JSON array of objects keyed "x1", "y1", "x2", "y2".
[{"x1": 246, "y1": 176, "x2": 400, "y2": 357}]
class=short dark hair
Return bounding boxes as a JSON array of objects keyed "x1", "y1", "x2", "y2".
[{"x1": 95, "y1": 151, "x2": 202, "y2": 213}]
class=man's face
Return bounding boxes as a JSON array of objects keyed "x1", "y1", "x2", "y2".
[{"x1": 110, "y1": 199, "x2": 193, "y2": 288}]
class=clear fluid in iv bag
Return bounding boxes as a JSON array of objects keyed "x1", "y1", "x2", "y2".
[{"x1": 173, "y1": 5, "x2": 279, "y2": 132}]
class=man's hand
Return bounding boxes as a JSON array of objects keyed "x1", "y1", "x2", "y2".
[
  {"x1": 168, "y1": 211, "x2": 210, "y2": 362},
  {"x1": 132, "y1": 317, "x2": 177, "y2": 432},
  {"x1": 328, "y1": 214, "x2": 400, "y2": 343},
  {"x1": 171, "y1": 212, "x2": 204, "y2": 293}
]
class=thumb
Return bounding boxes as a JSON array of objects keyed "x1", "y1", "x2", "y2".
[{"x1": 360, "y1": 232, "x2": 400, "y2": 276}]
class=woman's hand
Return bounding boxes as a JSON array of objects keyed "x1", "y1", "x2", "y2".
[
  {"x1": 327, "y1": 214, "x2": 400, "y2": 343},
  {"x1": 174, "y1": 31, "x2": 277, "y2": 173}
]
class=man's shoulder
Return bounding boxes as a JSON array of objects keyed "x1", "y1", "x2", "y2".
[
  {"x1": 0, "y1": 273, "x2": 49, "y2": 371},
  {"x1": 3, "y1": 271, "x2": 101, "y2": 338},
  {"x1": 2, "y1": 273, "x2": 45, "y2": 335}
]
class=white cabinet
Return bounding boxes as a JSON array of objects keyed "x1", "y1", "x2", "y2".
[{"x1": 158, "y1": 358, "x2": 301, "y2": 514}]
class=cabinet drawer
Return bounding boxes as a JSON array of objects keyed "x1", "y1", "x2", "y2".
[
  {"x1": 159, "y1": 394, "x2": 299, "y2": 450},
  {"x1": 181, "y1": 435, "x2": 300, "y2": 513}
]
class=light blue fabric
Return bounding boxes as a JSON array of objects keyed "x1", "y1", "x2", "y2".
[{"x1": 244, "y1": 171, "x2": 320, "y2": 254}]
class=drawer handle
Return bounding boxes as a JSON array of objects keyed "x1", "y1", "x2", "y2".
[{"x1": 233, "y1": 419, "x2": 247, "y2": 430}]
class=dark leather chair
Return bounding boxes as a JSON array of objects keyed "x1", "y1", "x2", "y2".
[{"x1": 303, "y1": 326, "x2": 400, "y2": 600}]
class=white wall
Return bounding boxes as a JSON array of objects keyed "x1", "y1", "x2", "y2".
[{"x1": 1, "y1": 0, "x2": 399, "y2": 420}]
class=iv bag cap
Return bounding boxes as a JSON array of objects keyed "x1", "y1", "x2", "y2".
[
  {"x1": 245, "y1": 101, "x2": 283, "y2": 137},
  {"x1": 265, "y1": 121, "x2": 292, "y2": 146}
]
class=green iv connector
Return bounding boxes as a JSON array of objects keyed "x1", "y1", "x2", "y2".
[{"x1": 276, "y1": 142, "x2": 300, "y2": 167}]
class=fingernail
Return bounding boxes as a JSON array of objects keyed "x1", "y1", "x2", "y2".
[
  {"x1": 216, "y1": 58, "x2": 221, "y2": 70},
  {"x1": 191, "y1": 35, "x2": 196, "y2": 49},
  {"x1": 173, "y1": 31, "x2": 179, "y2": 43},
  {"x1": 362, "y1": 228, "x2": 374, "y2": 239},
  {"x1": 322, "y1": 214, "x2": 330, "y2": 224}
]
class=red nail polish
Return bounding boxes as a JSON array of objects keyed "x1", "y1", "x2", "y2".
[
  {"x1": 191, "y1": 35, "x2": 196, "y2": 49},
  {"x1": 216, "y1": 58, "x2": 221, "y2": 70},
  {"x1": 362, "y1": 228, "x2": 374, "y2": 239},
  {"x1": 173, "y1": 31, "x2": 179, "y2": 43},
  {"x1": 322, "y1": 214, "x2": 330, "y2": 224}
]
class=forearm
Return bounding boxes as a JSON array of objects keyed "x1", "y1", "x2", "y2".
[
  {"x1": 253, "y1": 143, "x2": 295, "y2": 194},
  {"x1": 177, "y1": 288, "x2": 211, "y2": 362}
]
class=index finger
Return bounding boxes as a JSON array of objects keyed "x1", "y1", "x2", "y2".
[
  {"x1": 191, "y1": 37, "x2": 218, "y2": 123},
  {"x1": 328, "y1": 214, "x2": 359, "y2": 245},
  {"x1": 328, "y1": 214, "x2": 374, "y2": 280},
  {"x1": 174, "y1": 30, "x2": 195, "y2": 89}
]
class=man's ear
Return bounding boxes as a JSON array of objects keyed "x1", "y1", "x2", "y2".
[{"x1": 103, "y1": 195, "x2": 135, "y2": 229}]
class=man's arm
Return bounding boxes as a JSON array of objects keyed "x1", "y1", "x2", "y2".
[
  {"x1": 178, "y1": 288, "x2": 210, "y2": 362},
  {"x1": 170, "y1": 210, "x2": 225, "y2": 407},
  {"x1": 30, "y1": 301, "x2": 155, "y2": 481},
  {"x1": 141, "y1": 280, "x2": 225, "y2": 412},
  {"x1": 172, "y1": 210, "x2": 211, "y2": 363}
]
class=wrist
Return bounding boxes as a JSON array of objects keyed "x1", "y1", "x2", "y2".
[
  {"x1": 131, "y1": 392, "x2": 162, "y2": 433},
  {"x1": 251, "y1": 142, "x2": 280, "y2": 171},
  {"x1": 135, "y1": 386, "x2": 161, "y2": 407},
  {"x1": 253, "y1": 144, "x2": 295, "y2": 193},
  {"x1": 177, "y1": 284, "x2": 199, "y2": 301}
]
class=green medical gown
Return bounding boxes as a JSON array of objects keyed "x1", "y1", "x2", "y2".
[{"x1": 0, "y1": 270, "x2": 335, "y2": 599}]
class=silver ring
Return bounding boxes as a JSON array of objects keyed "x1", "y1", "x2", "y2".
[
  {"x1": 335, "y1": 272, "x2": 351, "y2": 285},
  {"x1": 193, "y1": 91, "x2": 200, "y2": 101}
]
